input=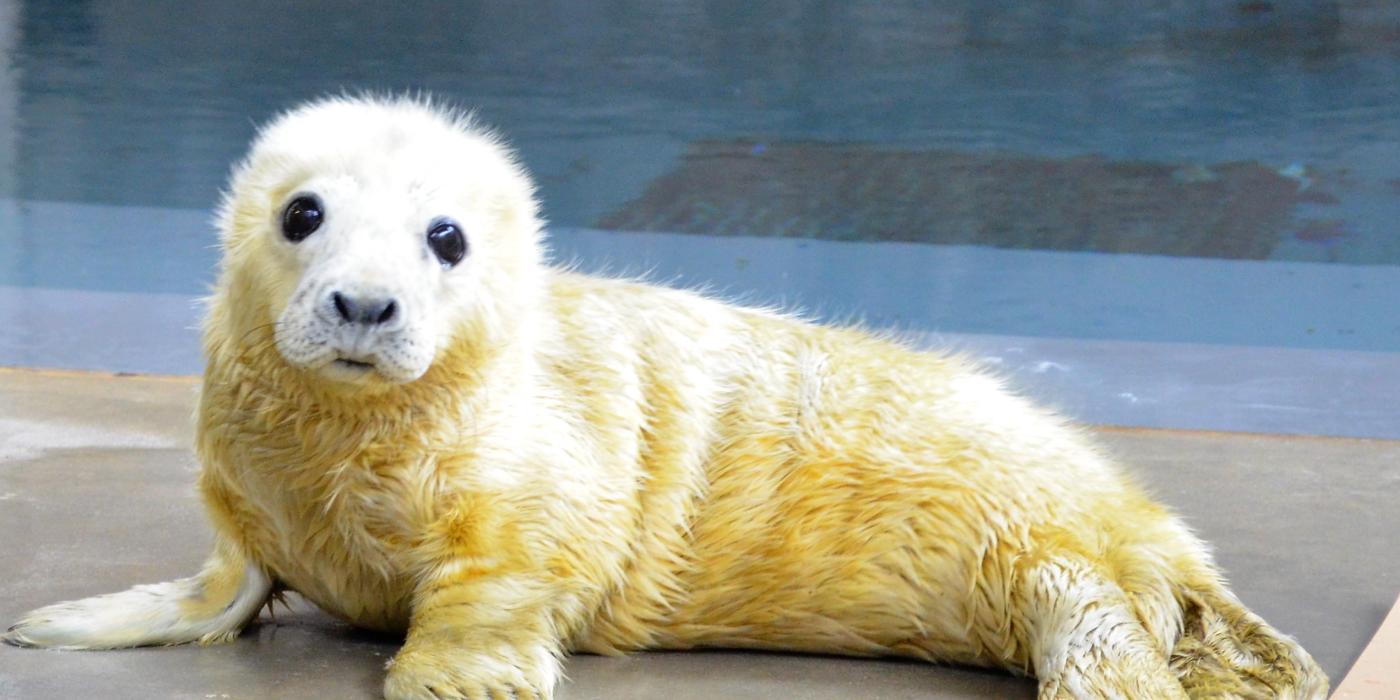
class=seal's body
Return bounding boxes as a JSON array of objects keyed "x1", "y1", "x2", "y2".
[{"x1": 6, "y1": 97, "x2": 1326, "y2": 700}]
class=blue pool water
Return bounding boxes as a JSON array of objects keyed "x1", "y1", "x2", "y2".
[{"x1": 4, "y1": 1, "x2": 1400, "y2": 436}]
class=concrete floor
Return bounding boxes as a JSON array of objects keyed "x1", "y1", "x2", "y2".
[{"x1": 0, "y1": 368, "x2": 1394, "y2": 699}]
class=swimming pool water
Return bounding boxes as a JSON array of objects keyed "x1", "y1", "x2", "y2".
[{"x1": 3, "y1": 1, "x2": 1400, "y2": 352}]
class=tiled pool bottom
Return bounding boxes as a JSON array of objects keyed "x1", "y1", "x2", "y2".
[
  {"x1": 5, "y1": 201, "x2": 1400, "y2": 439},
  {"x1": 6, "y1": 200, "x2": 1400, "y2": 351}
]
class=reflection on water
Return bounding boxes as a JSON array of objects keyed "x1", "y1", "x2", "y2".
[
  {"x1": 0, "y1": 0, "x2": 15, "y2": 198},
  {"x1": 4, "y1": 1, "x2": 1400, "y2": 347},
  {"x1": 0, "y1": 0, "x2": 20, "y2": 290}
]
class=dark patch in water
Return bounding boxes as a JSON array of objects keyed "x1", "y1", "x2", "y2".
[
  {"x1": 1296, "y1": 189, "x2": 1340, "y2": 205},
  {"x1": 1294, "y1": 219, "x2": 1349, "y2": 243},
  {"x1": 599, "y1": 142, "x2": 1308, "y2": 260}
]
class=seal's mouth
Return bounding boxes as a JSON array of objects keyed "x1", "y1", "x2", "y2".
[
  {"x1": 333, "y1": 357, "x2": 376, "y2": 371},
  {"x1": 321, "y1": 356, "x2": 387, "y2": 385}
]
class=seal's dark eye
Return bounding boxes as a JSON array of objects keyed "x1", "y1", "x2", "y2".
[
  {"x1": 427, "y1": 219, "x2": 467, "y2": 267},
  {"x1": 281, "y1": 195, "x2": 323, "y2": 242}
]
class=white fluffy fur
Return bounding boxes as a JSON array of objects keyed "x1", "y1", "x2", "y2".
[{"x1": 3, "y1": 96, "x2": 1326, "y2": 700}]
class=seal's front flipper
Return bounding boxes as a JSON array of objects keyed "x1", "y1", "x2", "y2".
[{"x1": 4, "y1": 540, "x2": 270, "y2": 649}]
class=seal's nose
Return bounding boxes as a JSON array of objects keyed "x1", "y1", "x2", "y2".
[{"x1": 331, "y1": 291, "x2": 398, "y2": 326}]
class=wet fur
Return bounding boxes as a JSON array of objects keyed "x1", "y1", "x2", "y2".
[{"x1": 6, "y1": 97, "x2": 1326, "y2": 699}]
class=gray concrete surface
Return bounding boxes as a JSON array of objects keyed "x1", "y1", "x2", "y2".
[{"x1": 0, "y1": 368, "x2": 1394, "y2": 699}]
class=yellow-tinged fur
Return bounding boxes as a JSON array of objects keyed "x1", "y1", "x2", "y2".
[{"x1": 6, "y1": 96, "x2": 1326, "y2": 700}]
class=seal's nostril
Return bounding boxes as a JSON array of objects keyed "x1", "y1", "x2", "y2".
[
  {"x1": 377, "y1": 301, "x2": 398, "y2": 325},
  {"x1": 332, "y1": 292, "x2": 353, "y2": 323}
]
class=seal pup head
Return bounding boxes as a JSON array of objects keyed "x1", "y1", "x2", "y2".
[{"x1": 212, "y1": 96, "x2": 544, "y2": 388}]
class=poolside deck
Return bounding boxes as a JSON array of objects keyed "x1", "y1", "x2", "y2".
[{"x1": 0, "y1": 368, "x2": 1391, "y2": 698}]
